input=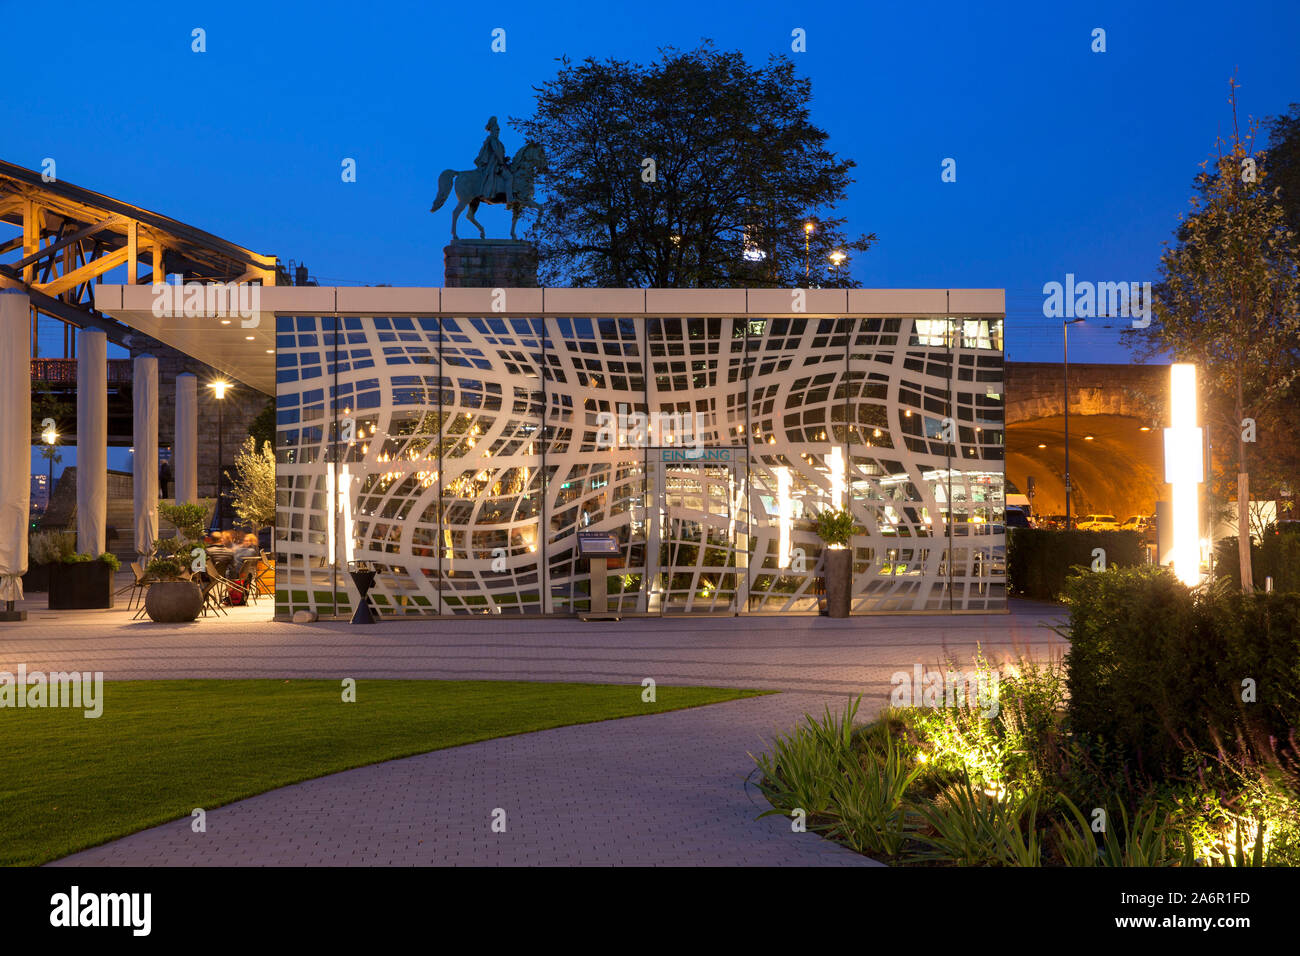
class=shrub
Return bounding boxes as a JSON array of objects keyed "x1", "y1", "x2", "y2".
[
  {"x1": 906, "y1": 774, "x2": 1043, "y2": 866},
  {"x1": 148, "y1": 502, "x2": 209, "y2": 581},
  {"x1": 811, "y1": 508, "x2": 856, "y2": 548},
  {"x1": 57, "y1": 551, "x2": 121, "y2": 571},
  {"x1": 1007, "y1": 529, "x2": 1145, "y2": 600},
  {"x1": 1215, "y1": 533, "x2": 1300, "y2": 593},
  {"x1": 751, "y1": 699, "x2": 924, "y2": 857},
  {"x1": 29, "y1": 530, "x2": 75, "y2": 565},
  {"x1": 1063, "y1": 565, "x2": 1300, "y2": 777}
]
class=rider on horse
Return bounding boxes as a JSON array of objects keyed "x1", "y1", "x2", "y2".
[{"x1": 474, "y1": 116, "x2": 515, "y2": 205}]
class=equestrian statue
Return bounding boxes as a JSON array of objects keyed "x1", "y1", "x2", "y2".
[{"x1": 431, "y1": 116, "x2": 546, "y2": 240}]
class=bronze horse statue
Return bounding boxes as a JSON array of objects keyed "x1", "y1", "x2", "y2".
[{"x1": 430, "y1": 142, "x2": 546, "y2": 240}]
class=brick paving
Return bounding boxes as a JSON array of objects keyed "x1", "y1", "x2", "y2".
[
  {"x1": 51, "y1": 692, "x2": 881, "y2": 866},
  {"x1": 7, "y1": 593, "x2": 1068, "y2": 866},
  {"x1": 1, "y1": 592, "x2": 1067, "y2": 696}
]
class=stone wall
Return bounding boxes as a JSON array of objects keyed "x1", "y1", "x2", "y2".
[{"x1": 443, "y1": 240, "x2": 539, "y2": 288}]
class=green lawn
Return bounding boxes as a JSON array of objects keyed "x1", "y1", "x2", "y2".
[{"x1": 0, "y1": 679, "x2": 764, "y2": 866}]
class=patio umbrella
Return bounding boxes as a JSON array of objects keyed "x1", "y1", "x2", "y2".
[
  {"x1": 0, "y1": 289, "x2": 30, "y2": 606},
  {"x1": 133, "y1": 354, "x2": 159, "y2": 557}
]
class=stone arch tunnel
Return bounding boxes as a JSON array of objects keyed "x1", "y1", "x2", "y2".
[{"x1": 1005, "y1": 362, "x2": 1169, "y2": 519}]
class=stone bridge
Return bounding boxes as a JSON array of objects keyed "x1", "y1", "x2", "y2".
[{"x1": 1005, "y1": 362, "x2": 1169, "y2": 518}]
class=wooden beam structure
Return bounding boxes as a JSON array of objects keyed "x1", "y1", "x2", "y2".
[{"x1": 0, "y1": 158, "x2": 279, "y2": 357}]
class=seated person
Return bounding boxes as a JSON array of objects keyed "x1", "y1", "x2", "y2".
[
  {"x1": 206, "y1": 532, "x2": 236, "y2": 577},
  {"x1": 232, "y1": 534, "x2": 261, "y2": 570}
]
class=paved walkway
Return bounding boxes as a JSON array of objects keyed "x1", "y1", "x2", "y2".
[
  {"x1": 52, "y1": 691, "x2": 880, "y2": 866},
  {"x1": 10, "y1": 597, "x2": 1069, "y2": 866},
  {"x1": 1, "y1": 597, "x2": 1067, "y2": 696}
]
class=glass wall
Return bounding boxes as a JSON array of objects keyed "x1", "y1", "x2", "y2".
[{"x1": 275, "y1": 312, "x2": 1005, "y2": 617}]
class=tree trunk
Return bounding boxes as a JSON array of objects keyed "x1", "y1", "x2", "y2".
[
  {"x1": 1236, "y1": 374, "x2": 1254, "y2": 592},
  {"x1": 1238, "y1": 472, "x2": 1254, "y2": 591}
]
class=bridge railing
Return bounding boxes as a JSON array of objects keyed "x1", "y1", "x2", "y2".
[{"x1": 31, "y1": 358, "x2": 134, "y2": 385}]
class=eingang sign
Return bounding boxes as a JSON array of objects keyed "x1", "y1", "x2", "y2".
[{"x1": 656, "y1": 447, "x2": 744, "y2": 464}]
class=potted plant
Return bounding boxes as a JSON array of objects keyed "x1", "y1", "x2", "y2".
[
  {"x1": 23, "y1": 529, "x2": 75, "y2": 593},
  {"x1": 48, "y1": 549, "x2": 120, "y2": 610},
  {"x1": 813, "y1": 508, "x2": 857, "y2": 618},
  {"x1": 143, "y1": 503, "x2": 208, "y2": 623}
]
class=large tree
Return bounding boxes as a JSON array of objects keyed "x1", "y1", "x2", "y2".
[
  {"x1": 1264, "y1": 103, "x2": 1300, "y2": 235},
  {"x1": 513, "y1": 44, "x2": 874, "y2": 288},
  {"x1": 1129, "y1": 83, "x2": 1300, "y2": 590}
]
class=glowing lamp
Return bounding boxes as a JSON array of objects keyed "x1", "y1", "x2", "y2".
[
  {"x1": 828, "y1": 445, "x2": 846, "y2": 507},
  {"x1": 1163, "y1": 364, "x2": 1203, "y2": 585},
  {"x1": 776, "y1": 466, "x2": 792, "y2": 569}
]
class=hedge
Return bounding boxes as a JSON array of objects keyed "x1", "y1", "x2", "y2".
[
  {"x1": 1063, "y1": 565, "x2": 1300, "y2": 776},
  {"x1": 1006, "y1": 528, "x2": 1145, "y2": 601},
  {"x1": 1214, "y1": 533, "x2": 1300, "y2": 593}
]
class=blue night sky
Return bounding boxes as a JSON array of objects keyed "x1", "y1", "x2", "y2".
[{"x1": 4, "y1": 0, "x2": 1298, "y2": 367}]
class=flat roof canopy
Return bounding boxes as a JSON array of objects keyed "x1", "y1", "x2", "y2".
[{"x1": 93, "y1": 286, "x2": 1005, "y2": 396}]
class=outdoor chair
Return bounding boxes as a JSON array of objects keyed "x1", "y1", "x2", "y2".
[
  {"x1": 116, "y1": 561, "x2": 153, "y2": 612},
  {"x1": 252, "y1": 554, "x2": 276, "y2": 599},
  {"x1": 199, "y1": 577, "x2": 228, "y2": 617},
  {"x1": 230, "y1": 556, "x2": 262, "y2": 605}
]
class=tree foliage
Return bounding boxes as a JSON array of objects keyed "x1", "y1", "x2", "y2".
[
  {"x1": 513, "y1": 43, "x2": 874, "y2": 288},
  {"x1": 227, "y1": 436, "x2": 277, "y2": 530},
  {"x1": 1264, "y1": 103, "x2": 1300, "y2": 236},
  {"x1": 247, "y1": 399, "x2": 275, "y2": 453},
  {"x1": 1127, "y1": 81, "x2": 1300, "y2": 588}
]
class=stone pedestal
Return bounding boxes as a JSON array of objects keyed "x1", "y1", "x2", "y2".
[{"x1": 444, "y1": 240, "x2": 538, "y2": 288}]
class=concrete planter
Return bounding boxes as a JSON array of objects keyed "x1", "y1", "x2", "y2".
[
  {"x1": 21, "y1": 562, "x2": 52, "y2": 593},
  {"x1": 145, "y1": 581, "x2": 204, "y2": 623},
  {"x1": 824, "y1": 547, "x2": 852, "y2": 618},
  {"x1": 48, "y1": 561, "x2": 115, "y2": 610}
]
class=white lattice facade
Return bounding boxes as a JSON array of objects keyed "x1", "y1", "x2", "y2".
[{"x1": 273, "y1": 290, "x2": 1006, "y2": 617}]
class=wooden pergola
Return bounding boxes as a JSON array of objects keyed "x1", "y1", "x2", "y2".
[{"x1": 0, "y1": 159, "x2": 278, "y2": 357}]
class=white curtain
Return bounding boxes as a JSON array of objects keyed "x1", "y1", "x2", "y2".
[
  {"x1": 76, "y1": 329, "x2": 108, "y2": 557},
  {"x1": 0, "y1": 291, "x2": 30, "y2": 601},
  {"x1": 134, "y1": 354, "x2": 159, "y2": 557},
  {"x1": 174, "y1": 372, "x2": 198, "y2": 505}
]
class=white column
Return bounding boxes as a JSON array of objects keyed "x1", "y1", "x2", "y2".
[
  {"x1": 174, "y1": 372, "x2": 198, "y2": 505},
  {"x1": 76, "y1": 328, "x2": 108, "y2": 557},
  {"x1": 133, "y1": 354, "x2": 159, "y2": 557},
  {"x1": 0, "y1": 290, "x2": 31, "y2": 603}
]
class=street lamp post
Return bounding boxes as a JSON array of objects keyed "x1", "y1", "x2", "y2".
[
  {"x1": 803, "y1": 222, "x2": 815, "y2": 281},
  {"x1": 211, "y1": 382, "x2": 229, "y2": 531},
  {"x1": 1063, "y1": 318, "x2": 1085, "y2": 528},
  {"x1": 828, "y1": 249, "x2": 846, "y2": 285},
  {"x1": 42, "y1": 425, "x2": 57, "y2": 514}
]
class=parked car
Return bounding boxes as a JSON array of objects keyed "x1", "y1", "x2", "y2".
[
  {"x1": 1077, "y1": 514, "x2": 1121, "y2": 531},
  {"x1": 1005, "y1": 505, "x2": 1032, "y2": 528}
]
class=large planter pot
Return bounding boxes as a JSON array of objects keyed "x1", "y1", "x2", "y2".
[
  {"x1": 823, "y1": 547, "x2": 852, "y2": 618},
  {"x1": 144, "y1": 581, "x2": 204, "y2": 623},
  {"x1": 48, "y1": 561, "x2": 114, "y2": 610},
  {"x1": 21, "y1": 562, "x2": 52, "y2": 593}
]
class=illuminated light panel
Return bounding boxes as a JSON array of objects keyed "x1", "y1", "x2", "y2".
[
  {"x1": 776, "y1": 466, "x2": 792, "y2": 569},
  {"x1": 828, "y1": 445, "x2": 846, "y2": 506},
  {"x1": 1163, "y1": 363, "x2": 1203, "y2": 586}
]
